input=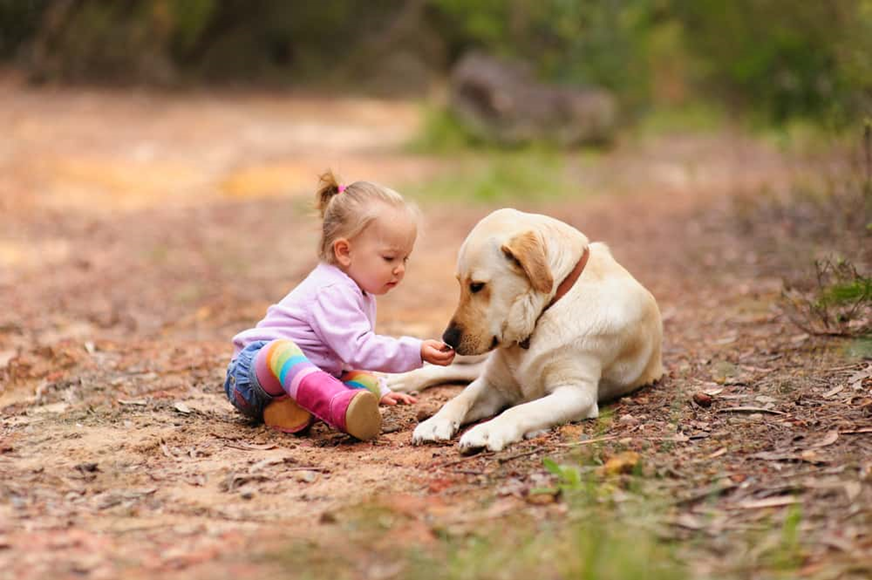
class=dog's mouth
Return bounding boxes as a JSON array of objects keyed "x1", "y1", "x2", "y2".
[{"x1": 452, "y1": 335, "x2": 500, "y2": 356}]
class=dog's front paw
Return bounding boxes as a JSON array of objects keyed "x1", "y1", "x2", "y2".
[
  {"x1": 412, "y1": 415, "x2": 458, "y2": 445},
  {"x1": 384, "y1": 373, "x2": 421, "y2": 394},
  {"x1": 458, "y1": 421, "x2": 520, "y2": 452}
]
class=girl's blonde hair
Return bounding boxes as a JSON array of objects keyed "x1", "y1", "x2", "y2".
[{"x1": 315, "y1": 170, "x2": 419, "y2": 264}]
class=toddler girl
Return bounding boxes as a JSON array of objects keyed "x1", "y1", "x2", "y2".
[{"x1": 225, "y1": 171, "x2": 455, "y2": 440}]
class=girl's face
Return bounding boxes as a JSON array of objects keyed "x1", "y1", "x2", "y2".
[{"x1": 334, "y1": 207, "x2": 417, "y2": 295}]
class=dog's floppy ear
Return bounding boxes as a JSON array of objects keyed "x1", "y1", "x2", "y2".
[{"x1": 501, "y1": 231, "x2": 553, "y2": 294}]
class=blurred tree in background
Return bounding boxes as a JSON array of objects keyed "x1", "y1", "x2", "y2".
[
  {"x1": 0, "y1": 0, "x2": 869, "y2": 127},
  {"x1": 671, "y1": 0, "x2": 872, "y2": 124}
]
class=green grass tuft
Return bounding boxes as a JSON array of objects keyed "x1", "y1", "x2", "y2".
[
  {"x1": 405, "y1": 148, "x2": 586, "y2": 204},
  {"x1": 819, "y1": 278, "x2": 872, "y2": 307},
  {"x1": 408, "y1": 105, "x2": 480, "y2": 154},
  {"x1": 636, "y1": 102, "x2": 726, "y2": 137}
]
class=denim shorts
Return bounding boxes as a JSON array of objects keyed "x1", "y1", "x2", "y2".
[{"x1": 224, "y1": 341, "x2": 277, "y2": 421}]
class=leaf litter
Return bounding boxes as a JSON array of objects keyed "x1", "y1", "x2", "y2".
[{"x1": 0, "y1": 83, "x2": 870, "y2": 579}]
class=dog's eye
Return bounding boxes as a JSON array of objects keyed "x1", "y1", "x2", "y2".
[{"x1": 469, "y1": 282, "x2": 485, "y2": 294}]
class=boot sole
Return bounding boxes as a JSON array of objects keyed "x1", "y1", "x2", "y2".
[
  {"x1": 263, "y1": 397, "x2": 312, "y2": 434},
  {"x1": 344, "y1": 391, "x2": 381, "y2": 440}
]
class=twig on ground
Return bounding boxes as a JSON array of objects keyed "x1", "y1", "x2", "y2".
[
  {"x1": 555, "y1": 435, "x2": 619, "y2": 448},
  {"x1": 717, "y1": 406, "x2": 787, "y2": 416},
  {"x1": 435, "y1": 451, "x2": 496, "y2": 469},
  {"x1": 448, "y1": 468, "x2": 488, "y2": 476},
  {"x1": 497, "y1": 448, "x2": 542, "y2": 464},
  {"x1": 283, "y1": 466, "x2": 331, "y2": 473},
  {"x1": 730, "y1": 496, "x2": 802, "y2": 510},
  {"x1": 674, "y1": 482, "x2": 739, "y2": 506},
  {"x1": 224, "y1": 442, "x2": 278, "y2": 451}
]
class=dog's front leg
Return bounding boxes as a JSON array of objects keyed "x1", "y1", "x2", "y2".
[
  {"x1": 412, "y1": 376, "x2": 507, "y2": 444},
  {"x1": 459, "y1": 384, "x2": 598, "y2": 452},
  {"x1": 384, "y1": 355, "x2": 488, "y2": 393}
]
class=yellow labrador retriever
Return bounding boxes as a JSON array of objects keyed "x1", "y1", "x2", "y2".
[{"x1": 388, "y1": 208, "x2": 663, "y2": 452}]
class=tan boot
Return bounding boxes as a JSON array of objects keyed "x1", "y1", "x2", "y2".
[
  {"x1": 263, "y1": 397, "x2": 312, "y2": 433},
  {"x1": 341, "y1": 390, "x2": 382, "y2": 441}
]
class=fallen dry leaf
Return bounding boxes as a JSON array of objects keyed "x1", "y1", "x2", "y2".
[
  {"x1": 811, "y1": 430, "x2": 840, "y2": 448},
  {"x1": 670, "y1": 513, "x2": 706, "y2": 530},
  {"x1": 602, "y1": 451, "x2": 640, "y2": 476},
  {"x1": 732, "y1": 496, "x2": 801, "y2": 510},
  {"x1": 800, "y1": 450, "x2": 825, "y2": 464},
  {"x1": 843, "y1": 481, "x2": 862, "y2": 502},
  {"x1": 693, "y1": 392, "x2": 713, "y2": 407},
  {"x1": 847, "y1": 366, "x2": 871, "y2": 389}
]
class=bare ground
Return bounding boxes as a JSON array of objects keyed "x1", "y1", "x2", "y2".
[{"x1": 0, "y1": 75, "x2": 870, "y2": 579}]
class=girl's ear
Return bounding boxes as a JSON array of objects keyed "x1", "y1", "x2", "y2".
[{"x1": 333, "y1": 238, "x2": 352, "y2": 267}]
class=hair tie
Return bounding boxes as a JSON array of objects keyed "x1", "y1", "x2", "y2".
[{"x1": 337, "y1": 185, "x2": 346, "y2": 193}]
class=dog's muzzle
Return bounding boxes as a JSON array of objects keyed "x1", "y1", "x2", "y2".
[{"x1": 442, "y1": 324, "x2": 462, "y2": 349}]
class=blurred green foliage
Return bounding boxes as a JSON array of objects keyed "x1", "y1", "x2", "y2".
[
  {"x1": 433, "y1": 0, "x2": 661, "y2": 115},
  {"x1": 1, "y1": 0, "x2": 870, "y2": 126},
  {"x1": 670, "y1": 0, "x2": 872, "y2": 125},
  {"x1": 0, "y1": 0, "x2": 47, "y2": 57},
  {"x1": 405, "y1": 148, "x2": 576, "y2": 204},
  {"x1": 433, "y1": 0, "x2": 872, "y2": 126},
  {"x1": 410, "y1": 104, "x2": 481, "y2": 153}
]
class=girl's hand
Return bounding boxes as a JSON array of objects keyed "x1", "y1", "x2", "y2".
[
  {"x1": 421, "y1": 339, "x2": 455, "y2": 366},
  {"x1": 380, "y1": 392, "x2": 417, "y2": 406}
]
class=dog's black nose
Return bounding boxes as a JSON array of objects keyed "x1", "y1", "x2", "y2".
[{"x1": 442, "y1": 324, "x2": 462, "y2": 348}]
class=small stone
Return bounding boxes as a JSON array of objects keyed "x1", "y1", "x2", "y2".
[
  {"x1": 525, "y1": 491, "x2": 558, "y2": 505},
  {"x1": 618, "y1": 413, "x2": 640, "y2": 426},
  {"x1": 692, "y1": 392, "x2": 713, "y2": 407},
  {"x1": 295, "y1": 470, "x2": 319, "y2": 483},
  {"x1": 75, "y1": 462, "x2": 100, "y2": 473},
  {"x1": 416, "y1": 408, "x2": 436, "y2": 422},
  {"x1": 320, "y1": 511, "x2": 338, "y2": 524}
]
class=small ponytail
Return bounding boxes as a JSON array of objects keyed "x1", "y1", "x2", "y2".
[
  {"x1": 314, "y1": 169, "x2": 419, "y2": 264},
  {"x1": 315, "y1": 170, "x2": 343, "y2": 218}
]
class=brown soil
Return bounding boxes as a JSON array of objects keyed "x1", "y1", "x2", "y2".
[{"x1": 0, "y1": 74, "x2": 869, "y2": 579}]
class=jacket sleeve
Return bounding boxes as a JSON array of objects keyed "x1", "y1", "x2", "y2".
[{"x1": 309, "y1": 285, "x2": 423, "y2": 373}]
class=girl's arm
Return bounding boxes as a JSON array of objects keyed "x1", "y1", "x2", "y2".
[{"x1": 310, "y1": 285, "x2": 423, "y2": 373}]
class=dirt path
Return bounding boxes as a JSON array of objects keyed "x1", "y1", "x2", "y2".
[{"x1": 1, "y1": 76, "x2": 869, "y2": 579}]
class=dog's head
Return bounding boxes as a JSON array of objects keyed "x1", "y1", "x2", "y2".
[{"x1": 442, "y1": 209, "x2": 584, "y2": 355}]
